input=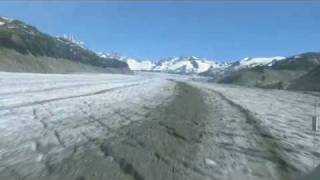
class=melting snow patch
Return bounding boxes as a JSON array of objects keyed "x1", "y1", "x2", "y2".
[
  {"x1": 205, "y1": 158, "x2": 217, "y2": 167},
  {"x1": 0, "y1": 21, "x2": 5, "y2": 26}
]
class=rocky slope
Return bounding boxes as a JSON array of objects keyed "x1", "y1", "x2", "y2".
[
  {"x1": 288, "y1": 65, "x2": 320, "y2": 91},
  {"x1": 97, "y1": 50, "x2": 320, "y2": 92},
  {"x1": 200, "y1": 56, "x2": 285, "y2": 77},
  {"x1": 210, "y1": 53, "x2": 320, "y2": 91},
  {"x1": 231, "y1": 56, "x2": 286, "y2": 69},
  {"x1": 0, "y1": 17, "x2": 129, "y2": 73}
]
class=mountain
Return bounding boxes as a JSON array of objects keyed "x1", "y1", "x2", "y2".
[
  {"x1": 211, "y1": 53, "x2": 320, "y2": 91},
  {"x1": 153, "y1": 56, "x2": 227, "y2": 74},
  {"x1": 97, "y1": 52, "x2": 125, "y2": 61},
  {"x1": 0, "y1": 17, "x2": 130, "y2": 73},
  {"x1": 288, "y1": 65, "x2": 320, "y2": 91},
  {"x1": 231, "y1": 56, "x2": 285, "y2": 69},
  {"x1": 96, "y1": 54, "x2": 226, "y2": 74},
  {"x1": 200, "y1": 56, "x2": 284, "y2": 77},
  {"x1": 2, "y1": 17, "x2": 318, "y2": 91},
  {"x1": 272, "y1": 52, "x2": 320, "y2": 70},
  {"x1": 59, "y1": 34, "x2": 86, "y2": 49},
  {"x1": 97, "y1": 52, "x2": 155, "y2": 71},
  {"x1": 126, "y1": 59, "x2": 155, "y2": 71}
]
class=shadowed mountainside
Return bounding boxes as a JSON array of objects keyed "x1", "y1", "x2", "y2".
[
  {"x1": 0, "y1": 17, "x2": 129, "y2": 74},
  {"x1": 211, "y1": 52, "x2": 320, "y2": 91}
]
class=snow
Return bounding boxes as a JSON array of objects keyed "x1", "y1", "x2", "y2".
[
  {"x1": 167, "y1": 60, "x2": 194, "y2": 72},
  {"x1": 97, "y1": 52, "x2": 125, "y2": 60},
  {"x1": 153, "y1": 56, "x2": 226, "y2": 74},
  {"x1": 195, "y1": 60, "x2": 211, "y2": 72},
  {"x1": 192, "y1": 82, "x2": 320, "y2": 173},
  {"x1": 0, "y1": 16, "x2": 13, "y2": 22},
  {"x1": 59, "y1": 34, "x2": 86, "y2": 48},
  {"x1": 0, "y1": 71, "x2": 318, "y2": 179},
  {"x1": 93, "y1": 54, "x2": 287, "y2": 75},
  {"x1": 0, "y1": 72, "x2": 175, "y2": 177},
  {"x1": 97, "y1": 52, "x2": 155, "y2": 71},
  {"x1": 153, "y1": 56, "x2": 286, "y2": 74},
  {"x1": 205, "y1": 158, "x2": 217, "y2": 166},
  {"x1": 98, "y1": 53, "x2": 108, "y2": 58},
  {"x1": 238, "y1": 56, "x2": 285, "y2": 68},
  {"x1": 126, "y1": 58, "x2": 155, "y2": 71},
  {"x1": 0, "y1": 21, "x2": 5, "y2": 26}
]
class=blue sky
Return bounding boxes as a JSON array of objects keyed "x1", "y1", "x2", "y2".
[{"x1": 0, "y1": 2, "x2": 320, "y2": 62}]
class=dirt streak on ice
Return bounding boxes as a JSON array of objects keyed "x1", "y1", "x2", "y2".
[{"x1": 192, "y1": 82, "x2": 320, "y2": 175}]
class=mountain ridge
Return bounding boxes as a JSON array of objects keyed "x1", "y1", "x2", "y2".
[
  {"x1": 0, "y1": 17, "x2": 130, "y2": 74},
  {"x1": 210, "y1": 52, "x2": 320, "y2": 91},
  {"x1": 1, "y1": 16, "x2": 319, "y2": 91}
]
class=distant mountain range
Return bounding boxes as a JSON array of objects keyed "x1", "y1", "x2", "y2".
[
  {"x1": 99, "y1": 53, "x2": 288, "y2": 75},
  {"x1": 97, "y1": 54, "x2": 230, "y2": 74},
  {"x1": 99, "y1": 52, "x2": 287, "y2": 75},
  {"x1": 0, "y1": 16, "x2": 319, "y2": 92},
  {"x1": 100, "y1": 52, "x2": 320, "y2": 92}
]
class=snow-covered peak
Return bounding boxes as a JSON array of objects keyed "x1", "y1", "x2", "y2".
[
  {"x1": 97, "y1": 52, "x2": 155, "y2": 71},
  {"x1": 154, "y1": 56, "x2": 227, "y2": 74},
  {"x1": 95, "y1": 51, "x2": 286, "y2": 75},
  {"x1": 126, "y1": 59, "x2": 155, "y2": 71},
  {"x1": 238, "y1": 56, "x2": 285, "y2": 68}
]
